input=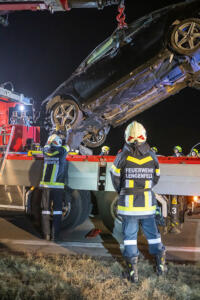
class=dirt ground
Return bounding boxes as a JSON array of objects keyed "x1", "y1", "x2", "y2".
[{"x1": 0, "y1": 252, "x2": 199, "y2": 300}]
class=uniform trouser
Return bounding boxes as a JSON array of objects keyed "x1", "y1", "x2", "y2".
[
  {"x1": 122, "y1": 215, "x2": 165, "y2": 259},
  {"x1": 41, "y1": 188, "x2": 63, "y2": 238}
]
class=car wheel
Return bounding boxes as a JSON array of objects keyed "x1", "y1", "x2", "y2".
[
  {"x1": 83, "y1": 127, "x2": 107, "y2": 148},
  {"x1": 51, "y1": 99, "x2": 83, "y2": 129},
  {"x1": 170, "y1": 18, "x2": 200, "y2": 55}
]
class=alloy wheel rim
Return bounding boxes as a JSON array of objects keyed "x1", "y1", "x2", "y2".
[
  {"x1": 53, "y1": 103, "x2": 77, "y2": 126},
  {"x1": 174, "y1": 21, "x2": 200, "y2": 51},
  {"x1": 85, "y1": 129, "x2": 105, "y2": 145}
]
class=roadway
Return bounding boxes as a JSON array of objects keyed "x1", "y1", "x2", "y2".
[{"x1": 0, "y1": 210, "x2": 199, "y2": 262}]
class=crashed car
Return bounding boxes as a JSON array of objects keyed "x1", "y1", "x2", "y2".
[{"x1": 41, "y1": 0, "x2": 200, "y2": 148}]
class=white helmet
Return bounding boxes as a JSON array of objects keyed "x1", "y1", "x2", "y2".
[
  {"x1": 125, "y1": 121, "x2": 146, "y2": 144},
  {"x1": 102, "y1": 146, "x2": 110, "y2": 153},
  {"x1": 47, "y1": 134, "x2": 62, "y2": 146}
]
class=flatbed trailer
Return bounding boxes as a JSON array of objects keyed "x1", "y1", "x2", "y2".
[
  {"x1": 1, "y1": 153, "x2": 200, "y2": 195},
  {"x1": 0, "y1": 153, "x2": 200, "y2": 235}
]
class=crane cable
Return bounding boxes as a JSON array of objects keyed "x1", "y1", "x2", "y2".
[{"x1": 116, "y1": 0, "x2": 127, "y2": 29}]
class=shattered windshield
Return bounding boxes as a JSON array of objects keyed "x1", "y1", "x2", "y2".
[
  {"x1": 76, "y1": 34, "x2": 119, "y2": 72},
  {"x1": 86, "y1": 35, "x2": 116, "y2": 65}
]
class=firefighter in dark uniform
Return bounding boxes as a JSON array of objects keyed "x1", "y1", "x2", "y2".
[
  {"x1": 188, "y1": 148, "x2": 199, "y2": 157},
  {"x1": 173, "y1": 146, "x2": 183, "y2": 157},
  {"x1": 110, "y1": 121, "x2": 166, "y2": 282},
  {"x1": 40, "y1": 134, "x2": 69, "y2": 241}
]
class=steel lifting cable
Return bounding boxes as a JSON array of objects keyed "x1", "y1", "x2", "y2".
[{"x1": 116, "y1": 0, "x2": 127, "y2": 29}]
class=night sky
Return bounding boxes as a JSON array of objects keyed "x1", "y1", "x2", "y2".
[{"x1": 0, "y1": 0, "x2": 199, "y2": 155}]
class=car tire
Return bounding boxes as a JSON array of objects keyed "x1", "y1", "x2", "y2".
[
  {"x1": 83, "y1": 127, "x2": 107, "y2": 148},
  {"x1": 51, "y1": 98, "x2": 83, "y2": 130},
  {"x1": 170, "y1": 18, "x2": 200, "y2": 55},
  {"x1": 95, "y1": 191, "x2": 123, "y2": 243}
]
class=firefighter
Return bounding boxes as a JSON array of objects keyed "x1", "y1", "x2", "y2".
[
  {"x1": 189, "y1": 148, "x2": 199, "y2": 157},
  {"x1": 100, "y1": 145, "x2": 110, "y2": 155},
  {"x1": 151, "y1": 146, "x2": 158, "y2": 154},
  {"x1": 40, "y1": 134, "x2": 69, "y2": 241},
  {"x1": 173, "y1": 146, "x2": 183, "y2": 157},
  {"x1": 110, "y1": 121, "x2": 166, "y2": 282}
]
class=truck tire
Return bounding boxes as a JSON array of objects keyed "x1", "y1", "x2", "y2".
[
  {"x1": 95, "y1": 191, "x2": 123, "y2": 242},
  {"x1": 62, "y1": 189, "x2": 92, "y2": 230},
  {"x1": 76, "y1": 190, "x2": 92, "y2": 226},
  {"x1": 29, "y1": 188, "x2": 92, "y2": 232}
]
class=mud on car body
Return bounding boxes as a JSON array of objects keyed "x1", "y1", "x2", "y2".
[{"x1": 38, "y1": 0, "x2": 200, "y2": 148}]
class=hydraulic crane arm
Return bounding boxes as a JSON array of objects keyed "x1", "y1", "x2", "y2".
[
  {"x1": 0, "y1": 85, "x2": 32, "y2": 105},
  {"x1": 0, "y1": 0, "x2": 120, "y2": 13}
]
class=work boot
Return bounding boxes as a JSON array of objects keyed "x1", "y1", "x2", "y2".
[
  {"x1": 124, "y1": 257, "x2": 138, "y2": 283},
  {"x1": 155, "y1": 252, "x2": 167, "y2": 276}
]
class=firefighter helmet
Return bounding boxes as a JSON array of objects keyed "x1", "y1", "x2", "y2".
[
  {"x1": 191, "y1": 148, "x2": 199, "y2": 156},
  {"x1": 193, "y1": 148, "x2": 198, "y2": 154},
  {"x1": 101, "y1": 146, "x2": 110, "y2": 153},
  {"x1": 174, "y1": 145, "x2": 182, "y2": 153},
  {"x1": 151, "y1": 146, "x2": 158, "y2": 153},
  {"x1": 125, "y1": 121, "x2": 146, "y2": 144},
  {"x1": 47, "y1": 134, "x2": 62, "y2": 146}
]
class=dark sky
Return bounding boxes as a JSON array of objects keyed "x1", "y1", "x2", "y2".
[{"x1": 0, "y1": 0, "x2": 199, "y2": 155}]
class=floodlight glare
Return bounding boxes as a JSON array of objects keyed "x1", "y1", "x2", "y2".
[{"x1": 19, "y1": 105, "x2": 25, "y2": 111}]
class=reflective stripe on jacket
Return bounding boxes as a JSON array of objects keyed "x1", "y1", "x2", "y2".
[
  {"x1": 40, "y1": 144, "x2": 68, "y2": 189},
  {"x1": 110, "y1": 143, "x2": 160, "y2": 217}
]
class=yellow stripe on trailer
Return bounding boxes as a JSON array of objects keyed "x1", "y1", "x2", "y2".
[{"x1": 27, "y1": 150, "x2": 43, "y2": 156}]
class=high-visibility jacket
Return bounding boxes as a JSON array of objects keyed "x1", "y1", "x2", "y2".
[
  {"x1": 40, "y1": 144, "x2": 69, "y2": 189},
  {"x1": 110, "y1": 143, "x2": 160, "y2": 217}
]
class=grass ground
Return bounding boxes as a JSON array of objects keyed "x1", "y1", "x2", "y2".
[{"x1": 0, "y1": 252, "x2": 199, "y2": 300}]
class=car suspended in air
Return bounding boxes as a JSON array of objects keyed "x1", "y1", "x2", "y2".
[{"x1": 39, "y1": 0, "x2": 200, "y2": 148}]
